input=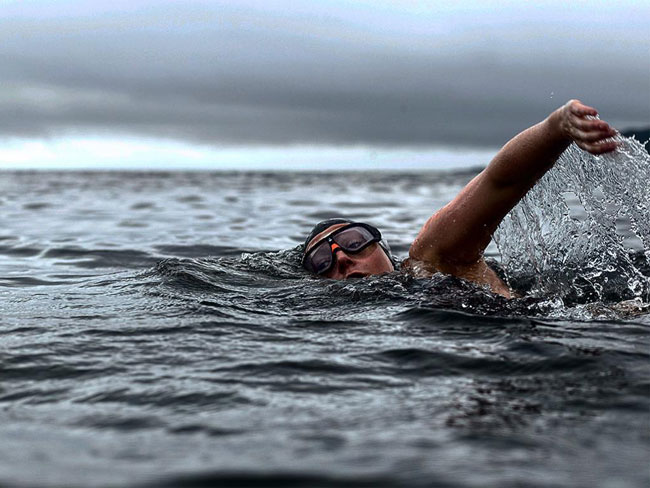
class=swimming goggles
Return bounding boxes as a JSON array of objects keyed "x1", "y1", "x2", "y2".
[{"x1": 302, "y1": 223, "x2": 383, "y2": 275}]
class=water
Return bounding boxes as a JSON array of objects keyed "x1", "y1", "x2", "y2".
[
  {"x1": 1, "y1": 149, "x2": 649, "y2": 487},
  {"x1": 495, "y1": 136, "x2": 650, "y2": 306}
]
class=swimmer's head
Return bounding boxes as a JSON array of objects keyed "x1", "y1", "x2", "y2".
[{"x1": 302, "y1": 218, "x2": 395, "y2": 279}]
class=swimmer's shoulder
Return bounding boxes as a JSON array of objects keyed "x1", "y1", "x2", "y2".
[{"x1": 400, "y1": 257, "x2": 512, "y2": 298}]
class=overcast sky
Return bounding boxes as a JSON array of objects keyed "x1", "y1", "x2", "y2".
[{"x1": 1, "y1": 0, "x2": 648, "y2": 169}]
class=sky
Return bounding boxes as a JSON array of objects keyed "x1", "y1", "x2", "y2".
[{"x1": 1, "y1": 0, "x2": 648, "y2": 170}]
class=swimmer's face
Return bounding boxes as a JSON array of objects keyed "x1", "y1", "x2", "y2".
[{"x1": 304, "y1": 223, "x2": 395, "y2": 280}]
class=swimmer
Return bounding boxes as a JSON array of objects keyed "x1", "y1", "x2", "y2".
[{"x1": 302, "y1": 100, "x2": 619, "y2": 298}]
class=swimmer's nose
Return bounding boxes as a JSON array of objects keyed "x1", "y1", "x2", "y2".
[
  {"x1": 330, "y1": 242, "x2": 349, "y2": 261},
  {"x1": 331, "y1": 243, "x2": 354, "y2": 269}
]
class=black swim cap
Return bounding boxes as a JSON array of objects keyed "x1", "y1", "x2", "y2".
[
  {"x1": 302, "y1": 218, "x2": 397, "y2": 266},
  {"x1": 303, "y1": 218, "x2": 354, "y2": 251}
]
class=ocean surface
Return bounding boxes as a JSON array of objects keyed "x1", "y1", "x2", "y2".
[{"x1": 1, "y1": 148, "x2": 649, "y2": 487}]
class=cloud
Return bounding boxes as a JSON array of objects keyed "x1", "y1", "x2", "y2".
[{"x1": 1, "y1": 0, "x2": 648, "y2": 149}]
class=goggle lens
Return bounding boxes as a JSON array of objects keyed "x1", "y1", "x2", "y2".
[
  {"x1": 310, "y1": 242, "x2": 334, "y2": 274},
  {"x1": 335, "y1": 226, "x2": 376, "y2": 252}
]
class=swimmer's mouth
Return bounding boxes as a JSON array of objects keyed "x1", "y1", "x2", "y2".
[{"x1": 345, "y1": 271, "x2": 367, "y2": 279}]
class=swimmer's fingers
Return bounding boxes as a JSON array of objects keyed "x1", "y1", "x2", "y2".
[
  {"x1": 569, "y1": 113, "x2": 615, "y2": 135},
  {"x1": 574, "y1": 138, "x2": 619, "y2": 155},
  {"x1": 561, "y1": 99, "x2": 618, "y2": 154},
  {"x1": 566, "y1": 99, "x2": 598, "y2": 118},
  {"x1": 567, "y1": 120, "x2": 617, "y2": 143}
]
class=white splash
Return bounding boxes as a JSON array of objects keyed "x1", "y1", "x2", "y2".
[{"x1": 494, "y1": 134, "x2": 650, "y2": 304}]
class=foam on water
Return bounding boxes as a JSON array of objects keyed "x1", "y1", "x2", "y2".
[{"x1": 494, "y1": 135, "x2": 650, "y2": 307}]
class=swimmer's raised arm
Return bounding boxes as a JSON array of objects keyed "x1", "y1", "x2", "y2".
[{"x1": 409, "y1": 100, "x2": 617, "y2": 282}]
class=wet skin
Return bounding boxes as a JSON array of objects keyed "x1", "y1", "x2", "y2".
[{"x1": 305, "y1": 223, "x2": 395, "y2": 279}]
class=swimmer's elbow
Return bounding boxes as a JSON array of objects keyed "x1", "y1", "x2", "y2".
[{"x1": 408, "y1": 234, "x2": 442, "y2": 266}]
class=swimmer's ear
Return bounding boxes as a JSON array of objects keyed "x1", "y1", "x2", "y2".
[{"x1": 379, "y1": 239, "x2": 399, "y2": 270}]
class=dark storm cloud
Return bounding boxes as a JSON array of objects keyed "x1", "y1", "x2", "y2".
[{"x1": 1, "y1": 1, "x2": 648, "y2": 148}]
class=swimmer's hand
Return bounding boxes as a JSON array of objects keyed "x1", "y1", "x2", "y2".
[{"x1": 556, "y1": 99, "x2": 618, "y2": 155}]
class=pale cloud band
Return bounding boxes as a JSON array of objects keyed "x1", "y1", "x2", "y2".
[{"x1": 0, "y1": 136, "x2": 497, "y2": 171}]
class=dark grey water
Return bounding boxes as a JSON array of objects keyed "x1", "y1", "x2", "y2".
[{"x1": 1, "y1": 166, "x2": 649, "y2": 488}]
